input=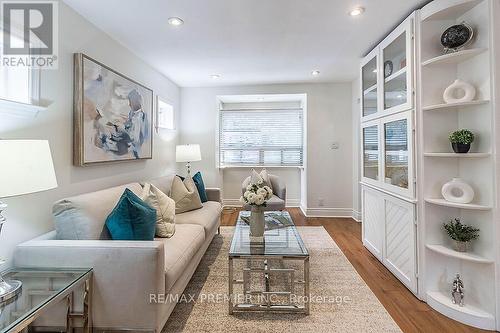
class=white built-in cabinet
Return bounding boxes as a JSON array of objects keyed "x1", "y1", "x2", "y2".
[
  {"x1": 360, "y1": 13, "x2": 418, "y2": 294},
  {"x1": 360, "y1": 0, "x2": 500, "y2": 330},
  {"x1": 362, "y1": 187, "x2": 418, "y2": 292}
]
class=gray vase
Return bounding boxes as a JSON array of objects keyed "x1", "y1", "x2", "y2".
[
  {"x1": 453, "y1": 240, "x2": 469, "y2": 252},
  {"x1": 250, "y1": 206, "x2": 265, "y2": 242}
]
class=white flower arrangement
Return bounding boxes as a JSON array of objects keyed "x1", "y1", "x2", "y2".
[{"x1": 240, "y1": 182, "x2": 273, "y2": 207}]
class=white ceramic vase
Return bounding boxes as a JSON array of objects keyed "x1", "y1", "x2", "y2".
[
  {"x1": 443, "y1": 79, "x2": 476, "y2": 104},
  {"x1": 441, "y1": 178, "x2": 475, "y2": 204},
  {"x1": 250, "y1": 206, "x2": 265, "y2": 242}
]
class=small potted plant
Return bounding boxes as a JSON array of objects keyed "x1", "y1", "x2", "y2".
[
  {"x1": 443, "y1": 218, "x2": 479, "y2": 252},
  {"x1": 449, "y1": 129, "x2": 474, "y2": 153}
]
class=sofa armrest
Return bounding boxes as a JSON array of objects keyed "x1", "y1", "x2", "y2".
[
  {"x1": 205, "y1": 188, "x2": 221, "y2": 203},
  {"x1": 270, "y1": 176, "x2": 287, "y2": 201},
  {"x1": 14, "y1": 239, "x2": 166, "y2": 329}
]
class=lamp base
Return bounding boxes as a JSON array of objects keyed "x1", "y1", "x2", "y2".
[{"x1": 0, "y1": 279, "x2": 22, "y2": 303}]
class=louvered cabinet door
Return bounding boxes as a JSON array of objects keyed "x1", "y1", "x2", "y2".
[
  {"x1": 362, "y1": 187, "x2": 384, "y2": 260},
  {"x1": 382, "y1": 195, "x2": 417, "y2": 293}
]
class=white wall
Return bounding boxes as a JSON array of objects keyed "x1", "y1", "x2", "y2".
[
  {"x1": 179, "y1": 83, "x2": 354, "y2": 216},
  {"x1": 352, "y1": 77, "x2": 361, "y2": 221},
  {"x1": 0, "y1": 2, "x2": 180, "y2": 266}
]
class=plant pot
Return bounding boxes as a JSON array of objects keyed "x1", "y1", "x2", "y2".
[
  {"x1": 453, "y1": 240, "x2": 470, "y2": 252},
  {"x1": 451, "y1": 143, "x2": 471, "y2": 153},
  {"x1": 250, "y1": 206, "x2": 265, "y2": 242}
]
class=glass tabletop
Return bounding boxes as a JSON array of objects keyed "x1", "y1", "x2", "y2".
[
  {"x1": 229, "y1": 211, "x2": 308, "y2": 257},
  {"x1": 0, "y1": 268, "x2": 92, "y2": 332}
]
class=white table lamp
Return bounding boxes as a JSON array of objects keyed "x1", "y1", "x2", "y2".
[
  {"x1": 0, "y1": 140, "x2": 58, "y2": 303},
  {"x1": 176, "y1": 144, "x2": 201, "y2": 175}
]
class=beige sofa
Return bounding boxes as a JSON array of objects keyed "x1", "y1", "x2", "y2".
[{"x1": 14, "y1": 175, "x2": 222, "y2": 332}]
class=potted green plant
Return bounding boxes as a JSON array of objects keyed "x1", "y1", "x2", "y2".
[
  {"x1": 443, "y1": 218, "x2": 479, "y2": 252},
  {"x1": 449, "y1": 129, "x2": 474, "y2": 153}
]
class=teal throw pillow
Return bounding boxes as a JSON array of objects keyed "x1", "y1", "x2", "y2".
[{"x1": 105, "y1": 188, "x2": 157, "y2": 240}]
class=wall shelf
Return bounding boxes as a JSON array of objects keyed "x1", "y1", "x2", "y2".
[
  {"x1": 422, "y1": 48, "x2": 488, "y2": 67},
  {"x1": 426, "y1": 244, "x2": 493, "y2": 264},
  {"x1": 423, "y1": 152, "x2": 490, "y2": 158},
  {"x1": 426, "y1": 291, "x2": 495, "y2": 330},
  {"x1": 423, "y1": 100, "x2": 490, "y2": 111},
  {"x1": 424, "y1": 198, "x2": 491, "y2": 210}
]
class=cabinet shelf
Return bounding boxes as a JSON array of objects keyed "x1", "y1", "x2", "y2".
[
  {"x1": 426, "y1": 291, "x2": 495, "y2": 330},
  {"x1": 424, "y1": 198, "x2": 491, "y2": 210},
  {"x1": 424, "y1": 152, "x2": 490, "y2": 158},
  {"x1": 384, "y1": 67, "x2": 406, "y2": 83},
  {"x1": 363, "y1": 84, "x2": 377, "y2": 95},
  {"x1": 423, "y1": 100, "x2": 489, "y2": 111},
  {"x1": 422, "y1": 48, "x2": 487, "y2": 67},
  {"x1": 426, "y1": 245, "x2": 493, "y2": 264}
]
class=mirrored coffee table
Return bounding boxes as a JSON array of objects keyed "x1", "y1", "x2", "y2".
[
  {"x1": 0, "y1": 268, "x2": 93, "y2": 333},
  {"x1": 228, "y1": 211, "x2": 309, "y2": 314}
]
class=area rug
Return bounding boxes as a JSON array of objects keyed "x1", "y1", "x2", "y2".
[{"x1": 162, "y1": 226, "x2": 401, "y2": 333}]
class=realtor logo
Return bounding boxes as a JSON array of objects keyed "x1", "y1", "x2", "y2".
[{"x1": 1, "y1": 1, "x2": 58, "y2": 68}]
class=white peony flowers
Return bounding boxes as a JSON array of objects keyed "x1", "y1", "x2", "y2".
[{"x1": 241, "y1": 181, "x2": 273, "y2": 206}]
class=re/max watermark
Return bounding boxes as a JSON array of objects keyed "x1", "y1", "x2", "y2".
[{"x1": 150, "y1": 293, "x2": 352, "y2": 305}]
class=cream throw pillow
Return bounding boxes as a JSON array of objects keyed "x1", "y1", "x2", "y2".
[
  {"x1": 140, "y1": 183, "x2": 176, "y2": 238},
  {"x1": 170, "y1": 176, "x2": 203, "y2": 214},
  {"x1": 251, "y1": 169, "x2": 273, "y2": 191}
]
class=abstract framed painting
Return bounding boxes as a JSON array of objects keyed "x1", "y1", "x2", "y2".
[{"x1": 73, "y1": 53, "x2": 154, "y2": 166}]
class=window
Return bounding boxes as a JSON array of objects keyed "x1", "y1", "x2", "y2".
[
  {"x1": 0, "y1": 30, "x2": 39, "y2": 105},
  {"x1": 157, "y1": 97, "x2": 174, "y2": 130},
  {"x1": 219, "y1": 108, "x2": 304, "y2": 167}
]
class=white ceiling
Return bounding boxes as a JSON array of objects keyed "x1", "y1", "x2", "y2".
[{"x1": 63, "y1": 0, "x2": 427, "y2": 87}]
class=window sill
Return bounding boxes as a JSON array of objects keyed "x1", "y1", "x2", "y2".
[
  {"x1": 219, "y1": 165, "x2": 304, "y2": 170},
  {"x1": 0, "y1": 98, "x2": 47, "y2": 117}
]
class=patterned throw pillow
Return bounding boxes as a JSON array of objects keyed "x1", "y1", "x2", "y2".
[
  {"x1": 170, "y1": 176, "x2": 203, "y2": 214},
  {"x1": 105, "y1": 189, "x2": 156, "y2": 240},
  {"x1": 140, "y1": 183, "x2": 176, "y2": 238}
]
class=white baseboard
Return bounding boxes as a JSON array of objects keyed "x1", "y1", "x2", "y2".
[
  {"x1": 223, "y1": 198, "x2": 360, "y2": 221},
  {"x1": 222, "y1": 198, "x2": 301, "y2": 207},
  {"x1": 304, "y1": 207, "x2": 354, "y2": 218},
  {"x1": 352, "y1": 210, "x2": 362, "y2": 222}
]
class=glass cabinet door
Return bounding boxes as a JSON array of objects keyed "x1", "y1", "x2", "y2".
[
  {"x1": 381, "y1": 17, "x2": 413, "y2": 113},
  {"x1": 384, "y1": 119, "x2": 408, "y2": 189},
  {"x1": 361, "y1": 50, "x2": 379, "y2": 118},
  {"x1": 362, "y1": 124, "x2": 379, "y2": 181}
]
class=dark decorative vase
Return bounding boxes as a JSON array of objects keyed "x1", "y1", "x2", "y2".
[{"x1": 452, "y1": 143, "x2": 471, "y2": 153}]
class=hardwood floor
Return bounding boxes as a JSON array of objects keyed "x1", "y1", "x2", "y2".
[{"x1": 221, "y1": 207, "x2": 488, "y2": 333}]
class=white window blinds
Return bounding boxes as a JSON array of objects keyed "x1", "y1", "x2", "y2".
[{"x1": 219, "y1": 108, "x2": 304, "y2": 167}]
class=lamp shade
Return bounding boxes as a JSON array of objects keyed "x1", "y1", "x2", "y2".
[
  {"x1": 176, "y1": 144, "x2": 201, "y2": 163},
  {"x1": 0, "y1": 140, "x2": 58, "y2": 198}
]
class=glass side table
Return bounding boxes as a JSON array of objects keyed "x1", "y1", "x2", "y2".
[{"x1": 0, "y1": 268, "x2": 93, "y2": 333}]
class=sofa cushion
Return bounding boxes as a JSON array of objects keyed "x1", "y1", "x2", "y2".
[
  {"x1": 105, "y1": 189, "x2": 157, "y2": 241},
  {"x1": 53, "y1": 183, "x2": 143, "y2": 240},
  {"x1": 175, "y1": 201, "x2": 222, "y2": 237},
  {"x1": 143, "y1": 174, "x2": 176, "y2": 196},
  {"x1": 158, "y1": 224, "x2": 205, "y2": 291},
  {"x1": 170, "y1": 176, "x2": 203, "y2": 214},
  {"x1": 179, "y1": 172, "x2": 208, "y2": 203},
  {"x1": 140, "y1": 183, "x2": 176, "y2": 238}
]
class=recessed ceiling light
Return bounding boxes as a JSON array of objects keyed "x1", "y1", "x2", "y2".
[
  {"x1": 210, "y1": 74, "x2": 220, "y2": 79},
  {"x1": 372, "y1": 69, "x2": 377, "y2": 73},
  {"x1": 349, "y1": 7, "x2": 365, "y2": 16},
  {"x1": 168, "y1": 17, "x2": 184, "y2": 26},
  {"x1": 311, "y1": 70, "x2": 320, "y2": 76}
]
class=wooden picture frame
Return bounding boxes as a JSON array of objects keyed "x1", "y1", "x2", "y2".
[{"x1": 73, "y1": 53, "x2": 154, "y2": 166}]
